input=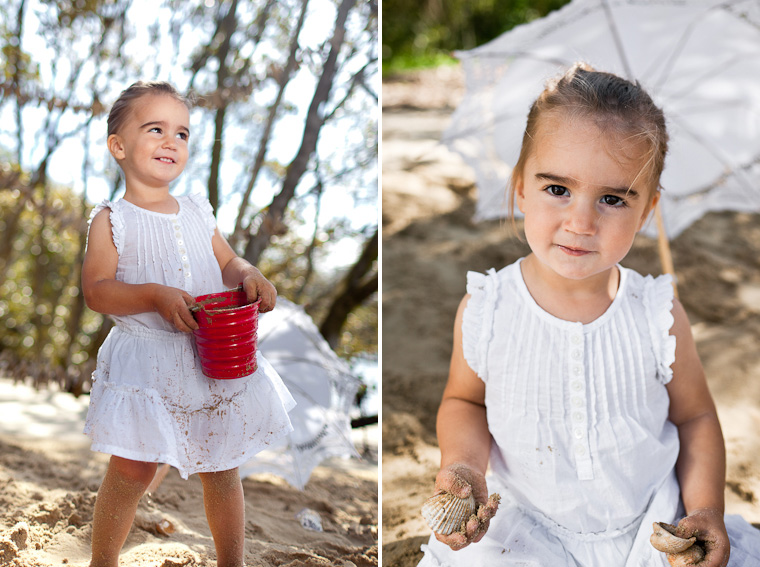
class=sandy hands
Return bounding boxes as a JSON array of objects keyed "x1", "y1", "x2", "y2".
[
  {"x1": 672, "y1": 508, "x2": 730, "y2": 567},
  {"x1": 152, "y1": 285, "x2": 198, "y2": 332},
  {"x1": 241, "y1": 272, "x2": 277, "y2": 313},
  {"x1": 432, "y1": 463, "x2": 500, "y2": 550}
]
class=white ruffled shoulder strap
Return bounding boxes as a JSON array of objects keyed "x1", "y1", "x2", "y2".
[
  {"x1": 461, "y1": 267, "x2": 498, "y2": 382},
  {"x1": 88, "y1": 199, "x2": 124, "y2": 256},
  {"x1": 642, "y1": 272, "x2": 676, "y2": 385}
]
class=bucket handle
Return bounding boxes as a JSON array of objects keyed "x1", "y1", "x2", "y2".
[{"x1": 190, "y1": 284, "x2": 245, "y2": 313}]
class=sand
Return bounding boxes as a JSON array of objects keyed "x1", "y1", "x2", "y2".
[
  {"x1": 381, "y1": 66, "x2": 760, "y2": 565},
  {"x1": 0, "y1": 379, "x2": 378, "y2": 567}
]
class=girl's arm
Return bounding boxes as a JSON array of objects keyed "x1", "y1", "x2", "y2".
[
  {"x1": 82, "y1": 209, "x2": 198, "y2": 332},
  {"x1": 211, "y1": 228, "x2": 277, "y2": 312},
  {"x1": 438, "y1": 296, "x2": 490, "y2": 476},
  {"x1": 433, "y1": 295, "x2": 499, "y2": 550},
  {"x1": 666, "y1": 298, "x2": 730, "y2": 567}
]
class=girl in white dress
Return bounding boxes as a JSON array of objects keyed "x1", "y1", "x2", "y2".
[
  {"x1": 81, "y1": 81, "x2": 295, "y2": 567},
  {"x1": 419, "y1": 64, "x2": 760, "y2": 567}
]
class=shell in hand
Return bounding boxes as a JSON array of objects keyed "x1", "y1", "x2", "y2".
[
  {"x1": 650, "y1": 522, "x2": 706, "y2": 566},
  {"x1": 650, "y1": 522, "x2": 696, "y2": 553},
  {"x1": 666, "y1": 544, "x2": 705, "y2": 567},
  {"x1": 421, "y1": 492, "x2": 476, "y2": 536}
]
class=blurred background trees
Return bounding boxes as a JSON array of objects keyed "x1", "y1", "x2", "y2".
[
  {"x1": 0, "y1": 0, "x2": 378, "y2": 395},
  {"x1": 382, "y1": 0, "x2": 570, "y2": 72}
]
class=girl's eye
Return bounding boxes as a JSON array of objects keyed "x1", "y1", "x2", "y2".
[
  {"x1": 177, "y1": 132, "x2": 188, "y2": 141},
  {"x1": 149, "y1": 127, "x2": 161, "y2": 134},
  {"x1": 546, "y1": 185, "x2": 568, "y2": 197},
  {"x1": 601, "y1": 195, "x2": 626, "y2": 207}
]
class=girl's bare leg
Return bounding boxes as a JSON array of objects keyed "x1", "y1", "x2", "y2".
[
  {"x1": 90, "y1": 456, "x2": 157, "y2": 567},
  {"x1": 199, "y1": 468, "x2": 246, "y2": 567}
]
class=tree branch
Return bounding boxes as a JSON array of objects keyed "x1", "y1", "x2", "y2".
[{"x1": 242, "y1": 0, "x2": 358, "y2": 265}]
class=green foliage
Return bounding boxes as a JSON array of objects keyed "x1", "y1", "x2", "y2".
[
  {"x1": 336, "y1": 300, "x2": 377, "y2": 359},
  {"x1": 1, "y1": 43, "x2": 38, "y2": 83},
  {"x1": 381, "y1": 51, "x2": 458, "y2": 75},
  {"x1": 0, "y1": 183, "x2": 102, "y2": 388},
  {"x1": 258, "y1": 207, "x2": 378, "y2": 358},
  {"x1": 38, "y1": 0, "x2": 111, "y2": 28},
  {"x1": 0, "y1": 5, "x2": 39, "y2": 84},
  {"x1": 382, "y1": 0, "x2": 572, "y2": 72},
  {"x1": 0, "y1": 0, "x2": 377, "y2": 392}
]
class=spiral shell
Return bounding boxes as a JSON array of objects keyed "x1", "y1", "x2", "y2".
[
  {"x1": 421, "y1": 492, "x2": 476, "y2": 536},
  {"x1": 650, "y1": 522, "x2": 696, "y2": 553}
]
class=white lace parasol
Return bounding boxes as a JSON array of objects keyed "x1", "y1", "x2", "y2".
[{"x1": 442, "y1": 0, "x2": 760, "y2": 240}]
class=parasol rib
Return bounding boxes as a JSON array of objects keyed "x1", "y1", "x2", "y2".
[{"x1": 601, "y1": 0, "x2": 633, "y2": 80}]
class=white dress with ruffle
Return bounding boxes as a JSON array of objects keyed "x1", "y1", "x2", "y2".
[
  {"x1": 419, "y1": 259, "x2": 760, "y2": 566},
  {"x1": 83, "y1": 195, "x2": 296, "y2": 479}
]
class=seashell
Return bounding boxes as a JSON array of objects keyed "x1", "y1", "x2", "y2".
[
  {"x1": 650, "y1": 522, "x2": 696, "y2": 553},
  {"x1": 421, "y1": 492, "x2": 476, "y2": 536},
  {"x1": 666, "y1": 544, "x2": 705, "y2": 567},
  {"x1": 155, "y1": 518, "x2": 175, "y2": 536}
]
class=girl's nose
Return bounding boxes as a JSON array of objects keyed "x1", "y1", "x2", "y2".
[
  {"x1": 563, "y1": 201, "x2": 597, "y2": 235},
  {"x1": 162, "y1": 135, "x2": 177, "y2": 149}
]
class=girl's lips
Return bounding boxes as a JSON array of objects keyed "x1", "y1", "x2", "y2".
[
  {"x1": 558, "y1": 244, "x2": 592, "y2": 256},
  {"x1": 156, "y1": 157, "x2": 175, "y2": 164}
]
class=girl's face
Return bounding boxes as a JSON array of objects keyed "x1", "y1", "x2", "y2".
[
  {"x1": 108, "y1": 93, "x2": 190, "y2": 190},
  {"x1": 515, "y1": 113, "x2": 658, "y2": 284}
]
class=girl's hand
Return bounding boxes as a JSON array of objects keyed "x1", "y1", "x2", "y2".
[
  {"x1": 242, "y1": 272, "x2": 277, "y2": 313},
  {"x1": 432, "y1": 463, "x2": 500, "y2": 550},
  {"x1": 674, "y1": 508, "x2": 730, "y2": 567},
  {"x1": 152, "y1": 285, "x2": 199, "y2": 333}
]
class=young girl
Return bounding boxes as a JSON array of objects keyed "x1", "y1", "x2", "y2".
[
  {"x1": 419, "y1": 64, "x2": 760, "y2": 567},
  {"x1": 81, "y1": 81, "x2": 296, "y2": 567}
]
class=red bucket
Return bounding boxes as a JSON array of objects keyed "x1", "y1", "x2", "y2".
[{"x1": 192, "y1": 287, "x2": 260, "y2": 379}]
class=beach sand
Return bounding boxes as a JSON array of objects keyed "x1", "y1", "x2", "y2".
[
  {"x1": 381, "y1": 66, "x2": 760, "y2": 566},
  {"x1": 0, "y1": 379, "x2": 378, "y2": 567}
]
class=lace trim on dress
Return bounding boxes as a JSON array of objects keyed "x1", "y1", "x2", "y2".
[
  {"x1": 186, "y1": 193, "x2": 217, "y2": 235},
  {"x1": 89, "y1": 199, "x2": 124, "y2": 256},
  {"x1": 462, "y1": 268, "x2": 498, "y2": 381},
  {"x1": 643, "y1": 273, "x2": 676, "y2": 385}
]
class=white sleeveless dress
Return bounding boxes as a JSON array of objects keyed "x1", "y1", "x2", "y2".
[
  {"x1": 419, "y1": 259, "x2": 760, "y2": 566},
  {"x1": 83, "y1": 195, "x2": 296, "y2": 478}
]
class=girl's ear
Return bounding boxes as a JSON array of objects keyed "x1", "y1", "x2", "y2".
[
  {"x1": 514, "y1": 175, "x2": 526, "y2": 214},
  {"x1": 638, "y1": 190, "x2": 661, "y2": 231},
  {"x1": 107, "y1": 134, "x2": 125, "y2": 160}
]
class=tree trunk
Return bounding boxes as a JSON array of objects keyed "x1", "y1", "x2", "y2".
[
  {"x1": 318, "y1": 229, "x2": 378, "y2": 349},
  {"x1": 293, "y1": 180, "x2": 322, "y2": 302},
  {"x1": 207, "y1": 104, "x2": 227, "y2": 213},
  {"x1": 229, "y1": 0, "x2": 309, "y2": 248},
  {"x1": 205, "y1": 0, "x2": 239, "y2": 215},
  {"x1": 242, "y1": 0, "x2": 357, "y2": 265}
]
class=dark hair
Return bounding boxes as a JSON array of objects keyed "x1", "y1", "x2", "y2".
[
  {"x1": 107, "y1": 81, "x2": 191, "y2": 138},
  {"x1": 508, "y1": 63, "x2": 668, "y2": 216}
]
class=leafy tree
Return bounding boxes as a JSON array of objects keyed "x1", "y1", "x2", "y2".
[
  {"x1": 0, "y1": 0, "x2": 377, "y2": 392},
  {"x1": 0, "y1": 171, "x2": 104, "y2": 394},
  {"x1": 382, "y1": 0, "x2": 571, "y2": 71}
]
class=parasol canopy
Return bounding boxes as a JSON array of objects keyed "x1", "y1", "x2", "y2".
[
  {"x1": 238, "y1": 298, "x2": 361, "y2": 490},
  {"x1": 442, "y1": 0, "x2": 760, "y2": 240}
]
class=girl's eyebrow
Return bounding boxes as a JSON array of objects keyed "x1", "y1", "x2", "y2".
[
  {"x1": 139, "y1": 120, "x2": 190, "y2": 134},
  {"x1": 536, "y1": 172, "x2": 638, "y2": 199}
]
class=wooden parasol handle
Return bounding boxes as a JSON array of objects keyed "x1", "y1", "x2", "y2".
[{"x1": 654, "y1": 201, "x2": 678, "y2": 298}]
